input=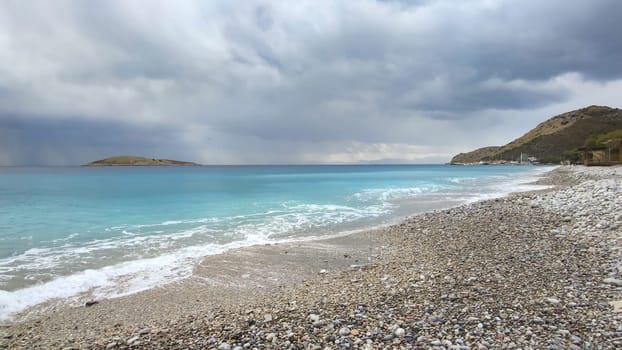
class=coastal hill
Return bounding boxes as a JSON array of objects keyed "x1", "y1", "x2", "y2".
[
  {"x1": 85, "y1": 156, "x2": 200, "y2": 166},
  {"x1": 451, "y1": 105, "x2": 622, "y2": 164}
]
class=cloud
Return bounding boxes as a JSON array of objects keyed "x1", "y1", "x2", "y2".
[
  {"x1": 0, "y1": 0, "x2": 621, "y2": 165},
  {"x1": 303, "y1": 142, "x2": 454, "y2": 164},
  {"x1": 0, "y1": 114, "x2": 193, "y2": 166}
]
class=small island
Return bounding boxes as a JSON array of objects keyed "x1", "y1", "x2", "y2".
[{"x1": 84, "y1": 156, "x2": 200, "y2": 166}]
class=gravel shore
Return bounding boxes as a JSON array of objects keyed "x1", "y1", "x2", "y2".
[{"x1": 2, "y1": 165, "x2": 622, "y2": 349}]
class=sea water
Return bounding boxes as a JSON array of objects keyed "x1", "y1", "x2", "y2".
[{"x1": 0, "y1": 164, "x2": 552, "y2": 319}]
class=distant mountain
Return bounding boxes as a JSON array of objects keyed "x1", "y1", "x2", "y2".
[
  {"x1": 451, "y1": 105, "x2": 622, "y2": 164},
  {"x1": 85, "y1": 156, "x2": 200, "y2": 166}
]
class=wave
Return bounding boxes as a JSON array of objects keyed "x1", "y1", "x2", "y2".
[
  {"x1": 0, "y1": 166, "x2": 554, "y2": 320},
  {"x1": 0, "y1": 201, "x2": 392, "y2": 320},
  {"x1": 0, "y1": 242, "x2": 228, "y2": 320},
  {"x1": 351, "y1": 184, "x2": 446, "y2": 202}
]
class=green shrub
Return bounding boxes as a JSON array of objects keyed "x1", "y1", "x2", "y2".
[{"x1": 585, "y1": 129, "x2": 622, "y2": 146}]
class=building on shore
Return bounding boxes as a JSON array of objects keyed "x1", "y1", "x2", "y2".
[{"x1": 579, "y1": 139, "x2": 622, "y2": 166}]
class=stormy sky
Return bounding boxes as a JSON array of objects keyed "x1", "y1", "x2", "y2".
[{"x1": 1, "y1": 1, "x2": 621, "y2": 165}]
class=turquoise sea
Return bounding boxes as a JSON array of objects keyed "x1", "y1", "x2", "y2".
[{"x1": 0, "y1": 164, "x2": 551, "y2": 319}]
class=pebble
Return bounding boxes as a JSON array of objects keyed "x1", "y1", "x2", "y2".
[
  {"x1": 218, "y1": 343, "x2": 231, "y2": 350},
  {"x1": 430, "y1": 339, "x2": 442, "y2": 346},
  {"x1": 338, "y1": 326, "x2": 351, "y2": 336},
  {"x1": 382, "y1": 334, "x2": 394, "y2": 341},
  {"x1": 126, "y1": 336, "x2": 139, "y2": 345},
  {"x1": 312, "y1": 320, "x2": 327, "y2": 327}
]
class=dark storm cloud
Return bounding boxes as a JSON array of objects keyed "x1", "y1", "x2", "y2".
[
  {"x1": 455, "y1": 1, "x2": 622, "y2": 81},
  {"x1": 0, "y1": 115, "x2": 190, "y2": 166},
  {"x1": 0, "y1": 0, "x2": 621, "y2": 164}
]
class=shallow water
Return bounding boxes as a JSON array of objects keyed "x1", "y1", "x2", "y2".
[{"x1": 0, "y1": 164, "x2": 552, "y2": 319}]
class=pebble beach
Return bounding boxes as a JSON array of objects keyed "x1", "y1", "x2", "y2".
[{"x1": 2, "y1": 165, "x2": 622, "y2": 349}]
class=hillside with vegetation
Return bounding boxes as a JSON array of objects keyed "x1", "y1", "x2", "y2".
[
  {"x1": 85, "y1": 156, "x2": 200, "y2": 166},
  {"x1": 451, "y1": 105, "x2": 622, "y2": 164},
  {"x1": 450, "y1": 146, "x2": 501, "y2": 164},
  {"x1": 584, "y1": 129, "x2": 622, "y2": 146}
]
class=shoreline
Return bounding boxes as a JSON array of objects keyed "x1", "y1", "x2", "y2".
[
  {"x1": 3, "y1": 165, "x2": 622, "y2": 349},
  {"x1": 0, "y1": 166, "x2": 553, "y2": 323}
]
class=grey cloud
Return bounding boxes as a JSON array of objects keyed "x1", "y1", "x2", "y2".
[
  {"x1": 455, "y1": 1, "x2": 622, "y2": 81},
  {"x1": 0, "y1": 115, "x2": 191, "y2": 166},
  {"x1": 0, "y1": 0, "x2": 621, "y2": 165}
]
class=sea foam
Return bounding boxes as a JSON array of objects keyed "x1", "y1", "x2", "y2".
[{"x1": 0, "y1": 164, "x2": 554, "y2": 320}]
